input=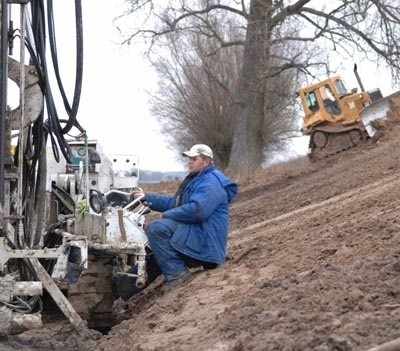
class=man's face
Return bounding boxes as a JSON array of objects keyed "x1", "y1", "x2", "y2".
[{"x1": 187, "y1": 156, "x2": 210, "y2": 174}]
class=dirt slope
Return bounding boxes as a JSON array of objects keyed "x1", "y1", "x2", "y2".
[{"x1": 88, "y1": 101, "x2": 400, "y2": 351}]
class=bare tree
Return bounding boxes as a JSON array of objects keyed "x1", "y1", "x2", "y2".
[
  {"x1": 150, "y1": 28, "x2": 241, "y2": 170},
  {"x1": 150, "y1": 12, "x2": 301, "y2": 170},
  {"x1": 120, "y1": 0, "x2": 400, "y2": 178}
]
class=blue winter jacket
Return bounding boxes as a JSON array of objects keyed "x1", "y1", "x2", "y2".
[{"x1": 145, "y1": 164, "x2": 238, "y2": 264}]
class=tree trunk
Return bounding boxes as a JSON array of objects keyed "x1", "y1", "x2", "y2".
[{"x1": 227, "y1": 0, "x2": 271, "y2": 179}]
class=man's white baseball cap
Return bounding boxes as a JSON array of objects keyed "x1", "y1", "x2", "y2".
[{"x1": 182, "y1": 144, "x2": 213, "y2": 159}]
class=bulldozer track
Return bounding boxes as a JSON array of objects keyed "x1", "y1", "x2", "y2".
[{"x1": 309, "y1": 128, "x2": 366, "y2": 161}]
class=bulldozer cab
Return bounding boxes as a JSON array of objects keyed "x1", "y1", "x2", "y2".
[
  {"x1": 298, "y1": 76, "x2": 370, "y2": 135},
  {"x1": 320, "y1": 84, "x2": 342, "y2": 116}
]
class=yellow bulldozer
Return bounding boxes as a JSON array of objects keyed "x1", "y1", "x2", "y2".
[{"x1": 298, "y1": 65, "x2": 400, "y2": 160}]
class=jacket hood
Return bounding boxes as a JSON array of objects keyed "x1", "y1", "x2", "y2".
[{"x1": 212, "y1": 169, "x2": 238, "y2": 203}]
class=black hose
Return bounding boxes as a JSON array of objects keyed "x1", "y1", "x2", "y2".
[
  {"x1": 28, "y1": 0, "x2": 87, "y2": 165},
  {"x1": 47, "y1": 0, "x2": 84, "y2": 135}
]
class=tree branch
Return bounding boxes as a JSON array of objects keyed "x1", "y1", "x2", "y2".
[
  {"x1": 271, "y1": 0, "x2": 312, "y2": 27},
  {"x1": 300, "y1": 6, "x2": 400, "y2": 67}
]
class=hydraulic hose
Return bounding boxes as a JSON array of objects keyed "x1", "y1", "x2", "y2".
[
  {"x1": 27, "y1": 0, "x2": 86, "y2": 164},
  {"x1": 47, "y1": 0, "x2": 84, "y2": 135}
]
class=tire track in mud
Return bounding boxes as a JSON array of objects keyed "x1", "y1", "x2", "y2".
[{"x1": 230, "y1": 172, "x2": 400, "y2": 241}]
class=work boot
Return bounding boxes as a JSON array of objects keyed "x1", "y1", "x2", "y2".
[{"x1": 161, "y1": 270, "x2": 192, "y2": 293}]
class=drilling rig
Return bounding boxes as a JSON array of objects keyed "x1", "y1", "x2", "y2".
[{"x1": 0, "y1": 0, "x2": 153, "y2": 339}]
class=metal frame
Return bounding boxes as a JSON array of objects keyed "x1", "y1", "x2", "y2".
[{"x1": 0, "y1": 0, "x2": 8, "y2": 213}]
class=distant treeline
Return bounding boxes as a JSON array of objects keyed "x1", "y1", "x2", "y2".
[{"x1": 139, "y1": 170, "x2": 187, "y2": 183}]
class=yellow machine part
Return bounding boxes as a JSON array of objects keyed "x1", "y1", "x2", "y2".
[
  {"x1": 308, "y1": 123, "x2": 368, "y2": 161},
  {"x1": 297, "y1": 76, "x2": 373, "y2": 160}
]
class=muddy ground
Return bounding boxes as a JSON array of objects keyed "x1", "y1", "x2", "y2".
[{"x1": 4, "y1": 100, "x2": 400, "y2": 350}]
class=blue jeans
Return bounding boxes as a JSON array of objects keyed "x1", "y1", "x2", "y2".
[{"x1": 146, "y1": 219, "x2": 189, "y2": 281}]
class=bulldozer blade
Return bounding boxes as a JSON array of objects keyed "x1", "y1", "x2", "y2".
[
  {"x1": 361, "y1": 99, "x2": 391, "y2": 137},
  {"x1": 361, "y1": 90, "x2": 400, "y2": 137}
]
